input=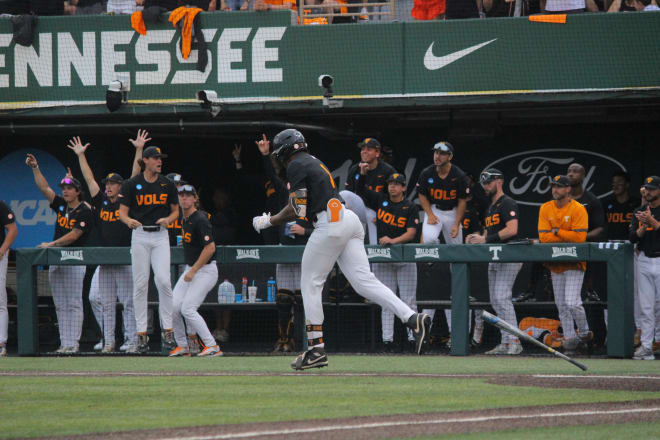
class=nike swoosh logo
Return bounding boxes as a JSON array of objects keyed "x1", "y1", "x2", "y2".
[{"x1": 424, "y1": 39, "x2": 497, "y2": 71}]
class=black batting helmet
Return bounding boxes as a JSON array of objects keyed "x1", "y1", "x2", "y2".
[{"x1": 271, "y1": 129, "x2": 307, "y2": 165}]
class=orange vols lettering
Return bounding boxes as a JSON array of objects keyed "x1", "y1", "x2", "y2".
[
  {"x1": 136, "y1": 193, "x2": 168, "y2": 206},
  {"x1": 485, "y1": 213, "x2": 500, "y2": 227},
  {"x1": 430, "y1": 188, "x2": 456, "y2": 201},
  {"x1": 183, "y1": 231, "x2": 192, "y2": 243}
]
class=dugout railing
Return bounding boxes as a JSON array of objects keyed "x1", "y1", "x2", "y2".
[{"x1": 15, "y1": 242, "x2": 633, "y2": 357}]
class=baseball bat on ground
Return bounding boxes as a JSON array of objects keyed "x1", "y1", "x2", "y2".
[{"x1": 481, "y1": 310, "x2": 588, "y2": 371}]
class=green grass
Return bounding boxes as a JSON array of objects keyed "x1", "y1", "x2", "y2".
[{"x1": 0, "y1": 356, "x2": 659, "y2": 439}]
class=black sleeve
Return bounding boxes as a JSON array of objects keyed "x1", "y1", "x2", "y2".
[
  {"x1": 166, "y1": 181, "x2": 178, "y2": 206},
  {"x1": 345, "y1": 164, "x2": 360, "y2": 192},
  {"x1": 73, "y1": 208, "x2": 94, "y2": 234},
  {"x1": 456, "y1": 173, "x2": 469, "y2": 199},
  {"x1": 404, "y1": 203, "x2": 420, "y2": 230},
  {"x1": 499, "y1": 198, "x2": 519, "y2": 224},
  {"x1": 287, "y1": 162, "x2": 306, "y2": 192},
  {"x1": 50, "y1": 195, "x2": 65, "y2": 212},
  {"x1": 0, "y1": 201, "x2": 15, "y2": 227},
  {"x1": 355, "y1": 174, "x2": 384, "y2": 211},
  {"x1": 119, "y1": 181, "x2": 132, "y2": 207},
  {"x1": 196, "y1": 215, "x2": 215, "y2": 246},
  {"x1": 629, "y1": 209, "x2": 641, "y2": 243},
  {"x1": 90, "y1": 192, "x2": 104, "y2": 210},
  {"x1": 415, "y1": 168, "x2": 429, "y2": 196},
  {"x1": 263, "y1": 155, "x2": 287, "y2": 196}
]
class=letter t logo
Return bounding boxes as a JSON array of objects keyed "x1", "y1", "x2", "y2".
[{"x1": 489, "y1": 246, "x2": 503, "y2": 261}]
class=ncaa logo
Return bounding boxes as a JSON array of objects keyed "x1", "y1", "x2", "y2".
[{"x1": 136, "y1": 184, "x2": 143, "y2": 190}]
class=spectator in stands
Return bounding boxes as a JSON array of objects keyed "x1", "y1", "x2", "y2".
[
  {"x1": 137, "y1": 0, "x2": 213, "y2": 10},
  {"x1": 541, "y1": 0, "x2": 599, "y2": 12},
  {"x1": 64, "y1": 0, "x2": 106, "y2": 15},
  {"x1": 479, "y1": 0, "x2": 517, "y2": 16}
]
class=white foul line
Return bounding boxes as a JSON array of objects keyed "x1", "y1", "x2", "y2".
[
  {"x1": 534, "y1": 375, "x2": 660, "y2": 380},
  {"x1": 162, "y1": 407, "x2": 660, "y2": 440}
]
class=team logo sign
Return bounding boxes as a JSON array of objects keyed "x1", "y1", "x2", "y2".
[
  {"x1": 60, "y1": 250, "x2": 84, "y2": 261},
  {"x1": 236, "y1": 249, "x2": 260, "y2": 260},
  {"x1": 551, "y1": 246, "x2": 578, "y2": 258},
  {"x1": 367, "y1": 248, "x2": 392, "y2": 259},
  {"x1": 482, "y1": 149, "x2": 626, "y2": 206}
]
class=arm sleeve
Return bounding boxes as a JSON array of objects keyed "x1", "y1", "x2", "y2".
[
  {"x1": 405, "y1": 204, "x2": 420, "y2": 230},
  {"x1": 0, "y1": 201, "x2": 15, "y2": 227},
  {"x1": 556, "y1": 204, "x2": 588, "y2": 242},
  {"x1": 118, "y1": 181, "x2": 132, "y2": 207},
  {"x1": 499, "y1": 198, "x2": 518, "y2": 224},
  {"x1": 197, "y1": 216, "x2": 215, "y2": 246},
  {"x1": 50, "y1": 195, "x2": 65, "y2": 212},
  {"x1": 167, "y1": 181, "x2": 178, "y2": 205},
  {"x1": 355, "y1": 174, "x2": 383, "y2": 211},
  {"x1": 287, "y1": 162, "x2": 306, "y2": 192},
  {"x1": 263, "y1": 155, "x2": 287, "y2": 196},
  {"x1": 415, "y1": 169, "x2": 429, "y2": 197},
  {"x1": 456, "y1": 173, "x2": 469, "y2": 199},
  {"x1": 90, "y1": 192, "x2": 103, "y2": 210}
]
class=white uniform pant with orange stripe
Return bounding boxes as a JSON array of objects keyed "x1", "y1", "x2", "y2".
[
  {"x1": 301, "y1": 209, "x2": 415, "y2": 342},
  {"x1": 550, "y1": 269, "x2": 589, "y2": 340},
  {"x1": 172, "y1": 263, "x2": 218, "y2": 348}
]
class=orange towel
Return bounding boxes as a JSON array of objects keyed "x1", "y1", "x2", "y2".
[
  {"x1": 529, "y1": 14, "x2": 567, "y2": 23},
  {"x1": 131, "y1": 11, "x2": 146, "y2": 35},
  {"x1": 169, "y1": 6, "x2": 203, "y2": 59}
]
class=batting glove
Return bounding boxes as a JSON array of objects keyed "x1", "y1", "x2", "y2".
[{"x1": 252, "y1": 212, "x2": 272, "y2": 233}]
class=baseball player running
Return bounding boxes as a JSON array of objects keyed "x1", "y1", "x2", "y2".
[
  {"x1": 629, "y1": 176, "x2": 660, "y2": 360},
  {"x1": 466, "y1": 169, "x2": 523, "y2": 355},
  {"x1": 340, "y1": 138, "x2": 396, "y2": 244},
  {"x1": 0, "y1": 200, "x2": 17, "y2": 357},
  {"x1": 538, "y1": 175, "x2": 592, "y2": 352},
  {"x1": 68, "y1": 135, "x2": 146, "y2": 352},
  {"x1": 169, "y1": 184, "x2": 222, "y2": 357},
  {"x1": 356, "y1": 171, "x2": 419, "y2": 352},
  {"x1": 252, "y1": 129, "x2": 431, "y2": 370},
  {"x1": 416, "y1": 141, "x2": 468, "y2": 331},
  {"x1": 118, "y1": 145, "x2": 179, "y2": 353},
  {"x1": 26, "y1": 154, "x2": 94, "y2": 353}
]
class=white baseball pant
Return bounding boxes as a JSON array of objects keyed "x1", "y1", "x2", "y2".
[
  {"x1": 131, "y1": 227, "x2": 173, "y2": 334},
  {"x1": 550, "y1": 269, "x2": 589, "y2": 340},
  {"x1": 421, "y1": 206, "x2": 463, "y2": 329},
  {"x1": 276, "y1": 263, "x2": 301, "y2": 291},
  {"x1": 99, "y1": 265, "x2": 136, "y2": 346},
  {"x1": 301, "y1": 209, "x2": 415, "y2": 343},
  {"x1": 636, "y1": 253, "x2": 660, "y2": 350},
  {"x1": 172, "y1": 263, "x2": 219, "y2": 348},
  {"x1": 372, "y1": 262, "x2": 417, "y2": 342},
  {"x1": 0, "y1": 252, "x2": 8, "y2": 346},
  {"x1": 488, "y1": 262, "x2": 522, "y2": 344},
  {"x1": 339, "y1": 190, "x2": 378, "y2": 245},
  {"x1": 48, "y1": 265, "x2": 85, "y2": 348},
  {"x1": 89, "y1": 268, "x2": 102, "y2": 338}
]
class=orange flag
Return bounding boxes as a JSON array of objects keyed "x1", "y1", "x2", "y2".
[
  {"x1": 529, "y1": 14, "x2": 567, "y2": 24},
  {"x1": 131, "y1": 11, "x2": 146, "y2": 35}
]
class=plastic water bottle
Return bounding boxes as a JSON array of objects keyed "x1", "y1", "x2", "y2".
[
  {"x1": 217, "y1": 279, "x2": 235, "y2": 304},
  {"x1": 267, "y1": 277, "x2": 277, "y2": 302},
  {"x1": 239, "y1": 277, "x2": 248, "y2": 303}
]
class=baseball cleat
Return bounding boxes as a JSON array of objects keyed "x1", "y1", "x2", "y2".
[
  {"x1": 291, "y1": 347, "x2": 328, "y2": 370},
  {"x1": 507, "y1": 341, "x2": 523, "y2": 355},
  {"x1": 137, "y1": 333, "x2": 149, "y2": 353},
  {"x1": 407, "y1": 313, "x2": 431, "y2": 355},
  {"x1": 93, "y1": 340, "x2": 103, "y2": 351},
  {"x1": 485, "y1": 344, "x2": 509, "y2": 355},
  {"x1": 169, "y1": 346, "x2": 190, "y2": 357},
  {"x1": 199, "y1": 345, "x2": 223, "y2": 357},
  {"x1": 101, "y1": 344, "x2": 115, "y2": 353},
  {"x1": 0, "y1": 345, "x2": 7, "y2": 357},
  {"x1": 162, "y1": 330, "x2": 176, "y2": 350},
  {"x1": 633, "y1": 346, "x2": 655, "y2": 360}
]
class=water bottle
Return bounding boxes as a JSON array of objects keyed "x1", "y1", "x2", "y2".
[
  {"x1": 238, "y1": 276, "x2": 247, "y2": 303},
  {"x1": 267, "y1": 277, "x2": 277, "y2": 302},
  {"x1": 217, "y1": 279, "x2": 235, "y2": 304}
]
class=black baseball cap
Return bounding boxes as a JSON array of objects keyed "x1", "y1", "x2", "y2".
[
  {"x1": 177, "y1": 184, "x2": 196, "y2": 194},
  {"x1": 143, "y1": 146, "x2": 167, "y2": 159},
  {"x1": 166, "y1": 173, "x2": 187, "y2": 185},
  {"x1": 101, "y1": 172, "x2": 123, "y2": 185},
  {"x1": 59, "y1": 177, "x2": 82, "y2": 190},
  {"x1": 643, "y1": 176, "x2": 660, "y2": 190},
  {"x1": 357, "y1": 138, "x2": 381, "y2": 150},
  {"x1": 432, "y1": 141, "x2": 454, "y2": 154},
  {"x1": 550, "y1": 175, "x2": 571, "y2": 187},
  {"x1": 479, "y1": 168, "x2": 503, "y2": 184},
  {"x1": 387, "y1": 172, "x2": 406, "y2": 185}
]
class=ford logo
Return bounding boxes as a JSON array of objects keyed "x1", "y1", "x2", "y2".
[{"x1": 482, "y1": 149, "x2": 626, "y2": 206}]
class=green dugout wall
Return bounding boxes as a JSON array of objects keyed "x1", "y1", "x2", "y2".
[{"x1": 16, "y1": 242, "x2": 633, "y2": 357}]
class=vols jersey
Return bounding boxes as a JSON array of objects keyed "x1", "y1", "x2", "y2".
[
  {"x1": 118, "y1": 174, "x2": 178, "y2": 226},
  {"x1": 630, "y1": 204, "x2": 660, "y2": 257},
  {"x1": 605, "y1": 196, "x2": 639, "y2": 241},
  {"x1": 345, "y1": 160, "x2": 396, "y2": 194},
  {"x1": 0, "y1": 201, "x2": 15, "y2": 244},
  {"x1": 91, "y1": 193, "x2": 131, "y2": 247},
  {"x1": 416, "y1": 164, "x2": 468, "y2": 210},
  {"x1": 538, "y1": 199, "x2": 588, "y2": 273},
  {"x1": 50, "y1": 195, "x2": 94, "y2": 245},
  {"x1": 355, "y1": 176, "x2": 419, "y2": 239},
  {"x1": 182, "y1": 210, "x2": 216, "y2": 266},
  {"x1": 462, "y1": 199, "x2": 483, "y2": 238},
  {"x1": 484, "y1": 195, "x2": 518, "y2": 243},
  {"x1": 286, "y1": 152, "x2": 340, "y2": 223}
]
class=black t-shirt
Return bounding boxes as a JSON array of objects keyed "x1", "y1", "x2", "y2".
[
  {"x1": 604, "y1": 196, "x2": 639, "y2": 241},
  {"x1": 0, "y1": 201, "x2": 15, "y2": 245},
  {"x1": 575, "y1": 190, "x2": 605, "y2": 239},
  {"x1": 91, "y1": 192, "x2": 132, "y2": 247},
  {"x1": 630, "y1": 204, "x2": 660, "y2": 257},
  {"x1": 50, "y1": 196, "x2": 94, "y2": 246},
  {"x1": 119, "y1": 174, "x2": 178, "y2": 227},
  {"x1": 182, "y1": 210, "x2": 216, "y2": 266},
  {"x1": 286, "y1": 152, "x2": 340, "y2": 222},
  {"x1": 356, "y1": 175, "x2": 419, "y2": 240},
  {"x1": 461, "y1": 199, "x2": 483, "y2": 240},
  {"x1": 345, "y1": 160, "x2": 396, "y2": 194},
  {"x1": 484, "y1": 194, "x2": 518, "y2": 243},
  {"x1": 416, "y1": 164, "x2": 469, "y2": 210}
]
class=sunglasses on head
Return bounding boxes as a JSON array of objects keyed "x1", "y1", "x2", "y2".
[
  {"x1": 178, "y1": 185, "x2": 195, "y2": 193},
  {"x1": 61, "y1": 178, "x2": 75, "y2": 186},
  {"x1": 479, "y1": 171, "x2": 502, "y2": 184}
]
